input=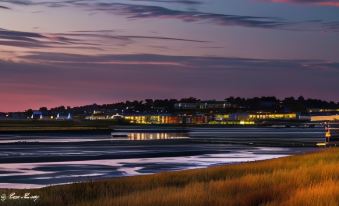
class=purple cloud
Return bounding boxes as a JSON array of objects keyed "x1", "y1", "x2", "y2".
[{"x1": 0, "y1": 27, "x2": 207, "y2": 50}]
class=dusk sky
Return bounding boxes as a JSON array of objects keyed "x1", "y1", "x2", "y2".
[{"x1": 0, "y1": 0, "x2": 339, "y2": 112}]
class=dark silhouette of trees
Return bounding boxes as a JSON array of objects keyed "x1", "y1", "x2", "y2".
[{"x1": 13, "y1": 96, "x2": 338, "y2": 116}]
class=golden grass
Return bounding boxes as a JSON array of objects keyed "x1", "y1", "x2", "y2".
[{"x1": 0, "y1": 148, "x2": 338, "y2": 206}]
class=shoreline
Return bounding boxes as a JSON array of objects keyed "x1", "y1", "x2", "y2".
[
  {"x1": 0, "y1": 119, "x2": 322, "y2": 133},
  {"x1": 0, "y1": 127, "x2": 329, "y2": 190},
  {"x1": 0, "y1": 147, "x2": 320, "y2": 190},
  {"x1": 0, "y1": 148, "x2": 336, "y2": 206}
]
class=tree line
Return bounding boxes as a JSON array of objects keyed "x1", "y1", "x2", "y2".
[{"x1": 24, "y1": 96, "x2": 338, "y2": 116}]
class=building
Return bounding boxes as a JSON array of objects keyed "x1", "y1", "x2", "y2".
[
  {"x1": 310, "y1": 115, "x2": 339, "y2": 122},
  {"x1": 0, "y1": 113, "x2": 6, "y2": 120},
  {"x1": 209, "y1": 114, "x2": 255, "y2": 125},
  {"x1": 216, "y1": 112, "x2": 297, "y2": 122},
  {"x1": 124, "y1": 115, "x2": 182, "y2": 124},
  {"x1": 308, "y1": 108, "x2": 339, "y2": 113},
  {"x1": 123, "y1": 114, "x2": 256, "y2": 125},
  {"x1": 180, "y1": 115, "x2": 208, "y2": 124},
  {"x1": 174, "y1": 101, "x2": 231, "y2": 110},
  {"x1": 86, "y1": 110, "x2": 112, "y2": 120},
  {"x1": 85, "y1": 110, "x2": 298, "y2": 125},
  {"x1": 0, "y1": 113, "x2": 10, "y2": 120},
  {"x1": 248, "y1": 113, "x2": 297, "y2": 120},
  {"x1": 31, "y1": 111, "x2": 43, "y2": 120},
  {"x1": 229, "y1": 113, "x2": 250, "y2": 121},
  {"x1": 56, "y1": 113, "x2": 72, "y2": 120}
]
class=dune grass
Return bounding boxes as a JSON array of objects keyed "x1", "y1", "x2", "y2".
[{"x1": 0, "y1": 148, "x2": 338, "y2": 206}]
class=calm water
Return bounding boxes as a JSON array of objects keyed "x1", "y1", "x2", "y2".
[{"x1": 0, "y1": 127, "x2": 324, "y2": 189}]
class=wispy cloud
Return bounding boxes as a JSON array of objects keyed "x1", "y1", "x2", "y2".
[
  {"x1": 130, "y1": 0, "x2": 202, "y2": 5},
  {"x1": 0, "y1": 1, "x2": 289, "y2": 29},
  {"x1": 85, "y1": 3, "x2": 339, "y2": 31},
  {"x1": 3, "y1": 0, "x2": 339, "y2": 31},
  {"x1": 0, "y1": 5, "x2": 10, "y2": 9},
  {"x1": 0, "y1": 28, "x2": 83, "y2": 48},
  {"x1": 262, "y1": 0, "x2": 339, "y2": 7},
  {"x1": 0, "y1": 0, "x2": 34, "y2": 6},
  {"x1": 60, "y1": 30, "x2": 209, "y2": 43},
  {"x1": 88, "y1": 3, "x2": 288, "y2": 29},
  {"x1": 17, "y1": 51, "x2": 339, "y2": 72},
  {"x1": 0, "y1": 27, "x2": 207, "y2": 52}
]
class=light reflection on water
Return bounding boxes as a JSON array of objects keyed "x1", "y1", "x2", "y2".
[{"x1": 127, "y1": 133, "x2": 189, "y2": 140}]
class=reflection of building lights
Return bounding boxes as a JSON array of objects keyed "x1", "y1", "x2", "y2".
[{"x1": 127, "y1": 133, "x2": 188, "y2": 140}]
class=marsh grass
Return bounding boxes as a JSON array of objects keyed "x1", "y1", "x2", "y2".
[
  {"x1": 0, "y1": 120, "x2": 113, "y2": 132},
  {"x1": 0, "y1": 148, "x2": 338, "y2": 206}
]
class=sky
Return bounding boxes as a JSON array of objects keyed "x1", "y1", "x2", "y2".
[{"x1": 0, "y1": 0, "x2": 338, "y2": 112}]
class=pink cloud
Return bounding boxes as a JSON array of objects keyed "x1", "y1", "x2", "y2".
[{"x1": 318, "y1": 1, "x2": 339, "y2": 6}]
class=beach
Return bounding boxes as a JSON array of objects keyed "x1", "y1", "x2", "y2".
[{"x1": 0, "y1": 127, "x2": 324, "y2": 189}]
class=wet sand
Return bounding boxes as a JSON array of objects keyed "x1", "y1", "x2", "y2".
[{"x1": 0, "y1": 127, "x2": 323, "y2": 188}]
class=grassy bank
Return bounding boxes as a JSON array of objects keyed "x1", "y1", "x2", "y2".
[
  {"x1": 0, "y1": 120, "x2": 115, "y2": 132},
  {"x1": 0, "y1": 148, "x2": 338, "y2": 206}
]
